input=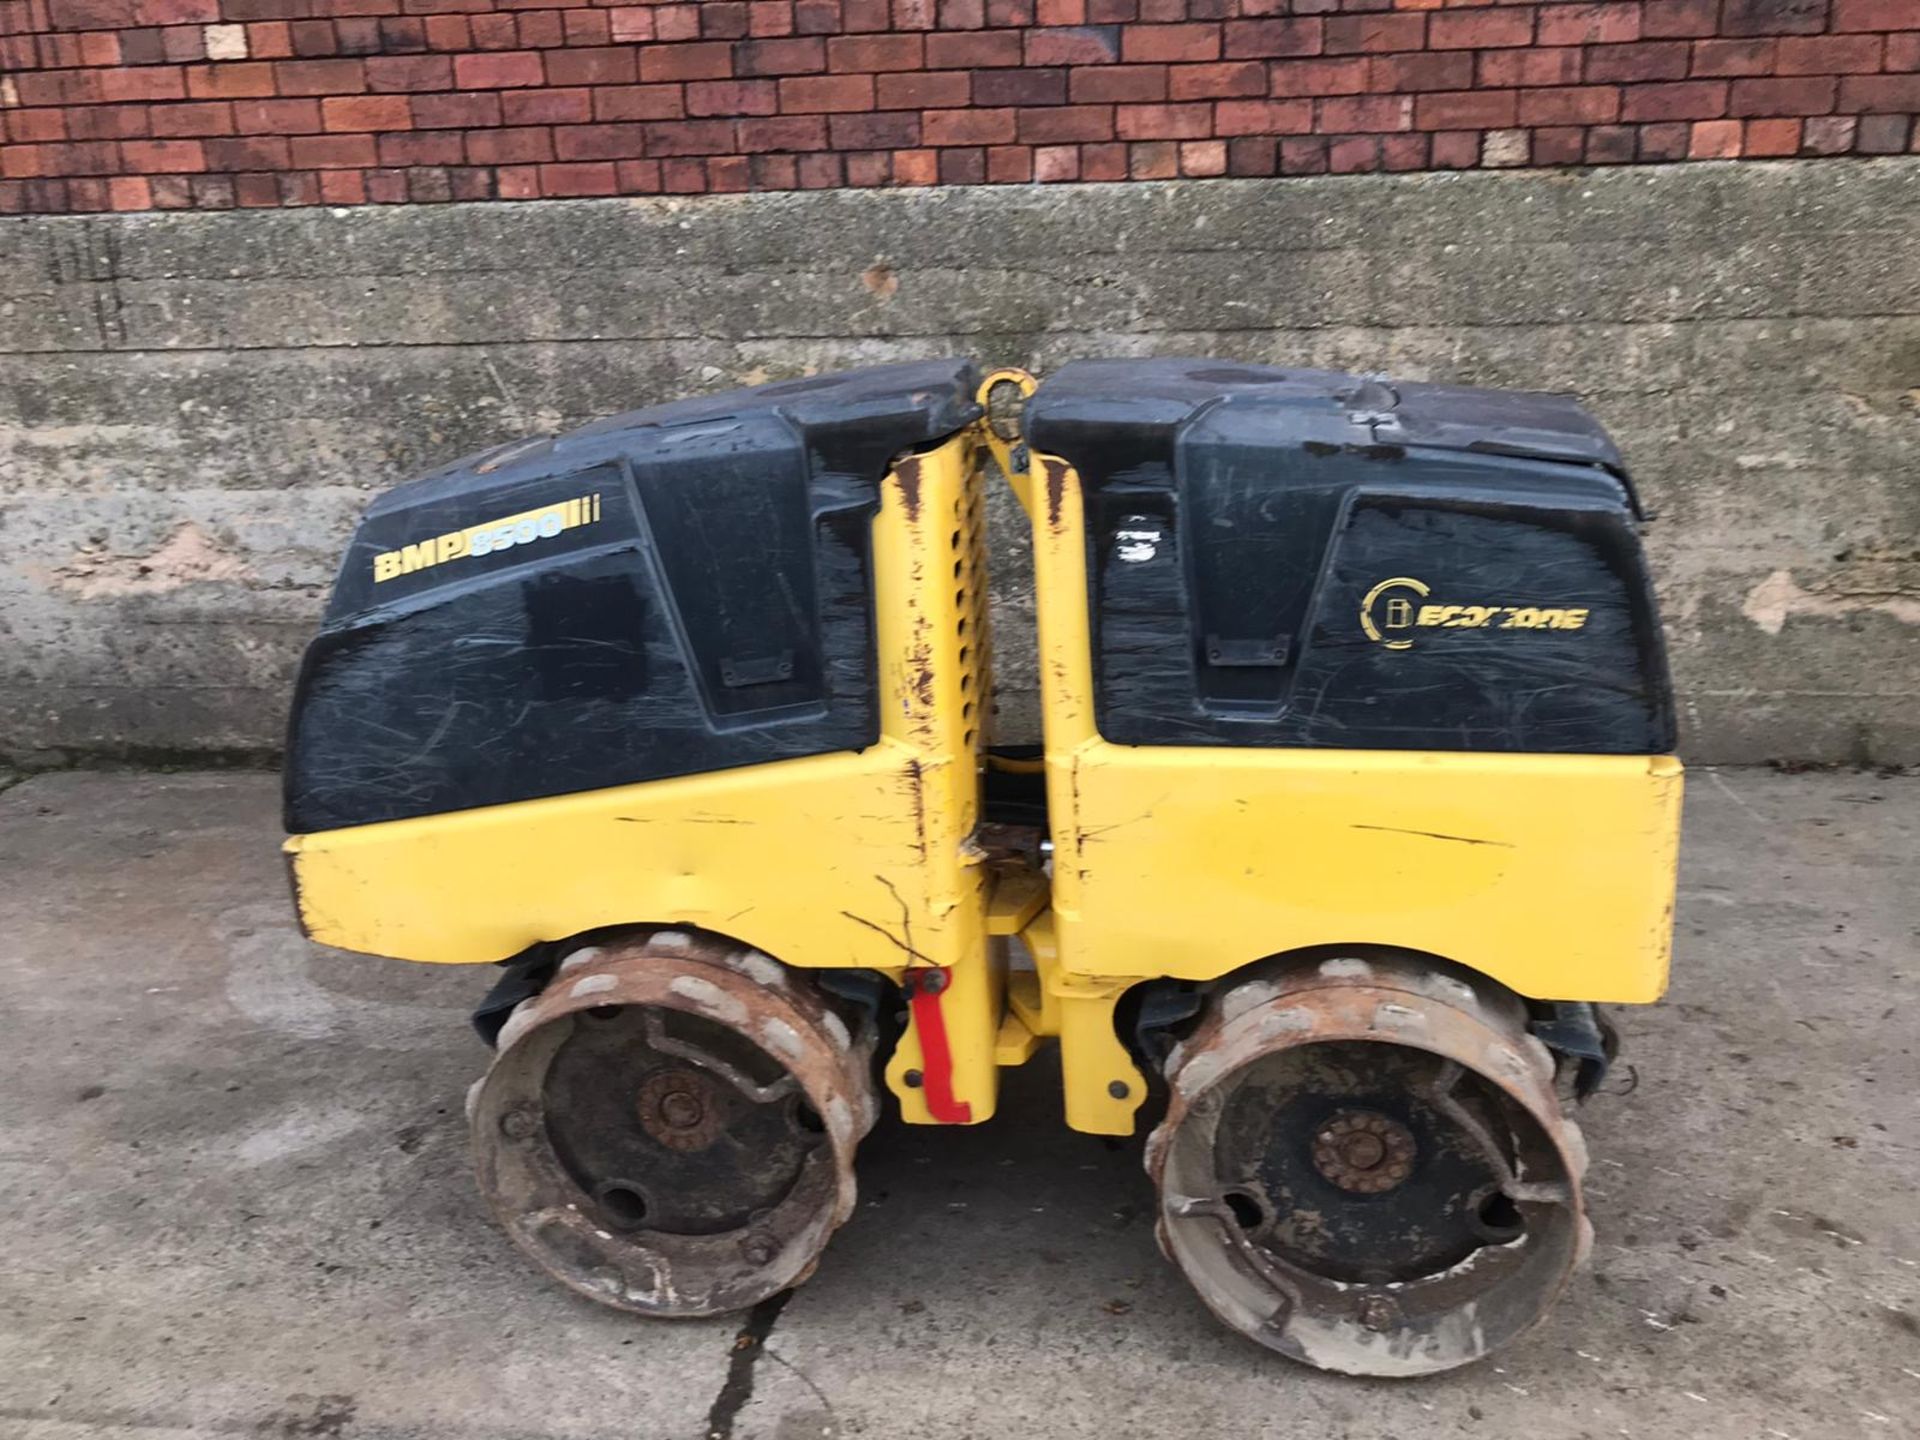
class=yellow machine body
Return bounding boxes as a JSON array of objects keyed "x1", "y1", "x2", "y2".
[{"x1": 288, "y1": 372, "x2": 1683, "y2": 1139}]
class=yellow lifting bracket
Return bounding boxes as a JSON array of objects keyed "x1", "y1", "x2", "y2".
[{"x1": 973, "y1": 368, "x2": 1039, "y2": 519}]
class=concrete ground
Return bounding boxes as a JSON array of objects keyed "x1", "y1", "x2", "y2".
[{"x1": 0, "y1": 767, "x2": 1913, "y2": 1440}]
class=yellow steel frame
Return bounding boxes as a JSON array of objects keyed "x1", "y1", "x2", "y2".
[{"x1": 288, "y1": 370, "x2": 1684, "y2": 1140}]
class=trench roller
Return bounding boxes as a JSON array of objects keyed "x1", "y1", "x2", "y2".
[{"x1": 283, "y1": 358, "x2": 1682, "y2": 1373}]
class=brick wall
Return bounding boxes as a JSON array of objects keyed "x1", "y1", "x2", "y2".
[{"x1": 2, "y1": 1, "x2": 1917, "y2": 212}]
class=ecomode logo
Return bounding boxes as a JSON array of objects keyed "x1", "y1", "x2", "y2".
[{"x1": 1360, "y1": 576, "x2": 1590, "y2": 651}]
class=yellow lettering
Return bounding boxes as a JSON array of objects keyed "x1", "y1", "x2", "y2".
[
  {"x1": 373, "y1": 552, "x2": 401, "y2": 583},
  {"x1": 1416, "y1": 605, "x2": 1445, "y2": 626},
  {"x1": 438, "y1": 530, "x2": 468, "y2": 563},
  {"x1": 400, "y1": 540, "x2": 437, "y2": 574}
]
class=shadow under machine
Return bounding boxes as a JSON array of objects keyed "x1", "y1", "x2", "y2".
[{"x1": 284, "y1": 358, "x2": 1682, "y2": 1376}]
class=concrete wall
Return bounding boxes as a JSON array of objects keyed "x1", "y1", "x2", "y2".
[{"x1": 2, "y1": 157, "x2": 1917, "y2": 766}]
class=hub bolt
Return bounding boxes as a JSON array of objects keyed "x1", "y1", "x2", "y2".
[{"x1": 1311, "y1": 1109, "x2": 1417, "y2": 1195}]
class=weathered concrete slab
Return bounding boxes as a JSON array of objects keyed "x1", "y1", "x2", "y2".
[
  {"x1": 2, "y1": 160, "x2": 1918, "y2": 763},
  {"x1": 0, "y1": 767, "x2": 1914, "y2": 1438}
]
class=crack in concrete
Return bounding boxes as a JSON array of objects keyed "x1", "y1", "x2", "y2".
[{"x1": 702, "y1": 1288, "x2": 795, "y2": 1440}]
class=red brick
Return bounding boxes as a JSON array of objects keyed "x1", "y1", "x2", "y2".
[
  {"x1": 1222, "y1": 135, "x2": 1273, "y2": 177},
  {"x1": 1833, "y1": 0, "x2": 1914, "y2": 29},
  {"x1": 982, "y1": 141, "x2": 1029, "y2": 181},
  {"x1": 1221, "y1": 18, "x2": 1320, "y2": 59},
  {"x1": 1427, "y1": 8, "x2": 1531, "y2": 50},
  {"x1": 1036, "y1": 0, "x2": 1080, "y2": 23},
  {"x1": 1033, "y1": 143, "x2": 1079, "y2": 180},
  {"x1": 1279, "y1": 134, "x2": 1327, "y2": 174},
  {"x1": 654, "y1": 4, "x2": 702, "y2": 41},
  {"x1": 748, "y1": 152, "x2": 798, "y2": 188},
  {"x1": 878, "y1": 70, "x2": 971, "y2": 108},
  {"x1": 1518, "y1": 85, "x2": 1620, "y2": 126},
  {"x1": 190, "y1": 174, "x2": 236, "y2": 209},
  {"x1": 408, "y1": 91, "x2": 499, "y2": 128},
  {"x1": 50, "y1": 0, "x2": 217, "y2": 23},
  {"x1": 1370, "y1": 51, "x2": 1472, "y2": 93},
  {"x1": 1689, "y1": 118, "x2": 1743, "y2": 157},
  {"x1": 290, "y1": 131, "x2": 376, "y2": 166},
  {"x1": 795, "y1": 151, "x2": 842, "y2": 186},
  {"x1": 1722, "y1": 0, "x2": 1829, "y2": 37},
  {"x1": 938, "y1": 146, "x2": 986, "y2": 182},
  {"x1": 1016, "y1": 102, "x2": 1113, "y2": 141},
  {"x1": 891, "y1": 147, "x2": 937, "y2": 184},
  {"x1": 1800, "y1": 115, "x2": 1855, "y2": 152},
  {"x1": 1323, "y1": 13, "x2": 1423, "y2": 54},
  {"x1": 453, "y1": 51, "x2": 544, "y2": 89},
  {"x1": 490, "y1": 165, "x2": 534, "y2": 199},
  {"x1": 1113, "y1": 100, "x2": 1210, "y2": 139},
  {"x1": 1888, "y1": 34, "x2": 1920, "y2": 72},
  {"x1": 161, "y1": 25, "x2": 206, "y2": 61},
  {"x1": 1530, "y1": 127, "x2": 1584, "y2": 165},
  {"x1": 321, "y1": 94, "x2": 410, "y2": 131},
  {"x1": 150, "y1": 102, "x2": 236, "y2": 138},
  {"x1": 1743, "y1": 116, "x2": 1802, "y2": 154},
  {"x1": 1414, "y1": 89, "x2": 1517, "y2": 131},
  {"x1": 1213, "y1": 97, "x2": 1311, "y2": 134},
  {"x1": 1644, "y1": 0, "x2": 1718, "y2": 38},
  {"x1": 1856, "y1": 112, "x2": 1912, "y2": 152},
  {"x1": 1474, "y1": 47, "x2": 1579, "y2": 89},
  {"x1": 233, "y1": 172, "x2": 281, "y2": 207},
  {"x1": 1430, "y1": 129, "x2": 1478, "y2": 168},
  {"x1": 108, "y1": 175, "x2": 152, "y2": 210},
  {"x1": 1728, "y1": 75, "x2": 1838, "y2": 115},
  {"x1": 686, "y1": 79, "x2": 778, "y2": 115},
  {"x1": 1166, "y1": 61, "x2": 1266, "y2": 101},
  {"x1": 1841, "y1": 73, "x2": 1920, "y2": 111},
  {"x1": 501, "y1": 88, "x2": 588, "y2": 125},
  {"x1": 595, "y1": 85, "x2": 688, "y2": 121},
  {"x1": 830, "y1": 110, "x2": 920, "y2": 146},
  {"x1": 778, "y1": 73, "x2": 877, "y2": 110},
  {"x1": 738, "y1": 113, "x2": 829, "y2": 149},
  {"x1": 365, "y1": 55, "x2": 452, "y2": 93},
  {"x1": 120, "y1": 138, "x2": 206, "y2": 171},
  {"x1": 457, "y1": 125, "x2": 552, "y2": 163},
  {"x1": 1128, "y1": 139, "x2": 1177, "y2": 177},
  {"x1": 700, "y1": 1, "x2": 749, "y2": 38},
  {"x1": 1586, "y1": 41, "x2": 1690, "y2": 83},
  {"x1": 288, "y1": 20, "x2": 335, "y2": 58},
  {"x1": 735, "y1": 36, "x2": 826, "y2": 75},
  {"x1": 204, "y1": 134, "x2": 288, "y2": 168},
  {"x1": 748, "y1": 2, "x2": 794, "y2": 37},
  {"x1": 1619, "y1": 80, "x2": 1729, "y2": 121},
  {"x1": 1271, "y1": 57, "x2": 1369, "y2": 97},
  {"x1": 554, "y1": 123, "x2": 646, "y2": 160},
  {"x1": 1081, "y1": 140, "x2": 1126, "y2": 179},
  {"x1": 1776, "y1": 35, "x2": 1884, "y2": 75},
  {"x1": 922, "y1": 105, "x2": 1017, "y2": 142},
  {"x1": 793, "y1": 0, "x2": 841, "y2": 35},
  {"x1": 1690, "y1": 39, "x2": 1778, "y2": 77},
  {"x1": 471, "y1": 16, "x2": 517, "y2": 52},
  {"x1": 4, "y1": 111, "x2": 69, "y2": 145},
  {"x1": 1328, "y1": 135, "x2": 1380, "y2": 173},
  {"x1": 102, "y1": 68, "x2": 192, "y2": 104},
  {"x1": 1635, "y1": 121, "x2": 1690, "y2": 159},
  {"x1": 541, "y1": 161, "x2": 618, "y2": 196},
  {"x1": 1070, "y1": 64, "x2": 1166, "y2": 103},
  {"x1": 608, "y1": 8, "x2": 655, "y2": 43},
  {"x1": 546, "y1": 47, "x2": 638, "y2": 87},
  {"x1": 377, "y1": 130, "x2": 462, "y2": 165},
  {"x1": 222, "y1": 98, "x2": 311, "y2": 135},
  {"x1": 275, "y1": 59, "x2": 369, "y2": 95},
  {"x1": 1025, "y1": 24, "x2": 1120, "y2": 65},
  {"x1": 645, "y1": 118, "x2": 738, "y2": 153},
  {"x1": 1176, "y1": 137, "x2": 1224, "y2": 175},
  {"x1": 1320, "y1": 93, "x2": 1412, "y2": 132},
  {"x1": 827, "y1": 33, "x2": 922, "y2": 69},
  {"x1": 973, "y1": 67, "x2": 1067, "y2": 106},
  {"x1": 925, "y1": 30, "x2": 1024, "y2": 67},
  {"x1": 186, "y1": 62, "x2": 279, "y2": 99},
  {"x1": 1536, "y1": 3, "x2": 1640, "y2": 46},
  {"x1": 422, "y1": 16, "x2": 469, "y2": 50}
]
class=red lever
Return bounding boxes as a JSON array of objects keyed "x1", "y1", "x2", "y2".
[{"x1": 904, "y1": 967, "x2": 972, "y2": 1124}]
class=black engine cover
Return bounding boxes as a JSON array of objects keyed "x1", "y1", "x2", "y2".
[
  {"x1": 285, "y1": 360, "x2": 981, "y2": 833},
  {"x1": 1024, "y1": 359, "x2": 1675, "y2": 754}
]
